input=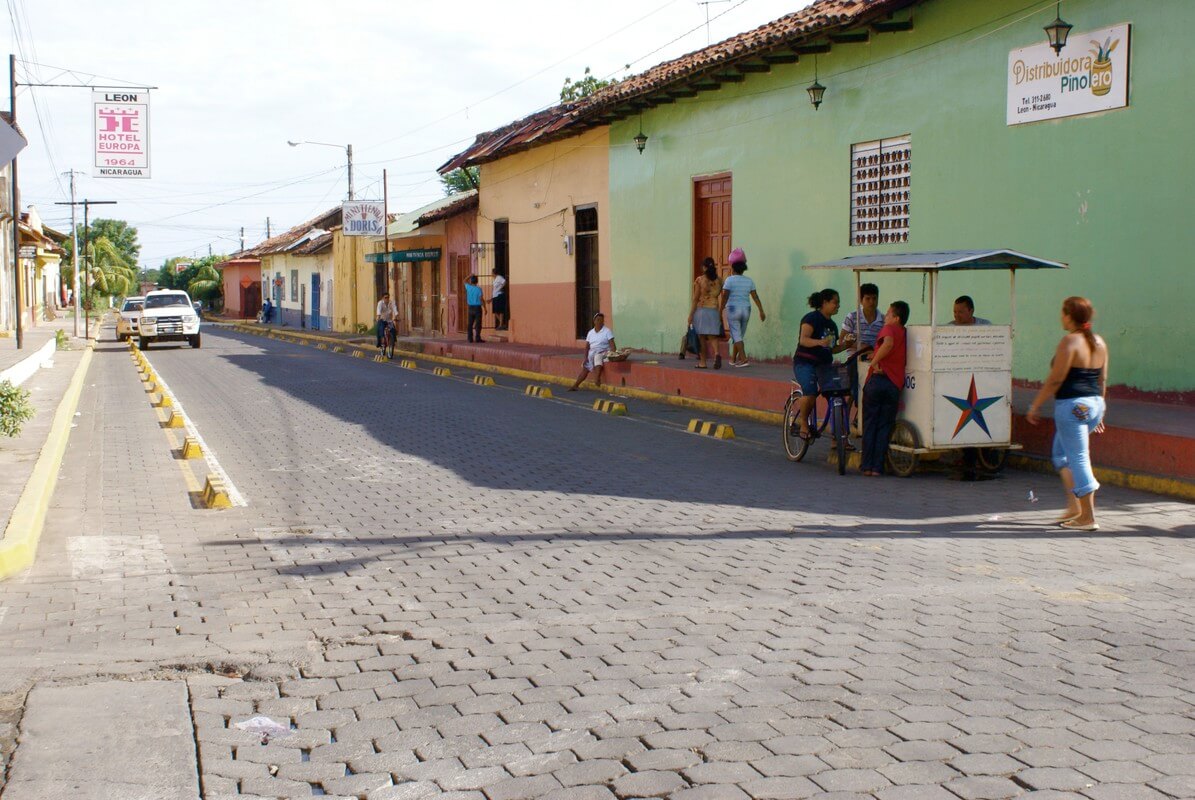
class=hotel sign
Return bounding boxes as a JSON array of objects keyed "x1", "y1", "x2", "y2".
[
  {"x1": 93, "y1": 91, "x2": 150, "y2": 177},
  {"x1": 1007, "y1": 23, "x2": 1130, "y2": 125}
]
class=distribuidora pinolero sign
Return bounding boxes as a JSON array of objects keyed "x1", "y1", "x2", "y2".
[
  {"x1": 1007, "y1": 23, "x2": 1130, "y2": 125},
  {"x1": 342, "y1": 201, "x2": 386, "y2": 237}
]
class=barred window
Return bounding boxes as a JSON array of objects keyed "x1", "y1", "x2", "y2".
[{"x1": 851, "y1": 135, "x2": 910, "y2": 246}]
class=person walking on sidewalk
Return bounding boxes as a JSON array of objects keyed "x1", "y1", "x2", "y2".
[
  {"x1": 569, "y1": 312, "x2": 616, "y2": 391},
  {"x1": 465, "y1": 275, "x2": 486, "y2": 343},
  {"x1": 860, "y1": 301, "x2": 908, "y2": 476},
  {"x1": 375, "y1": 293, "x2": 397, "y2": 348},
  {"x1": 719, "y1": 248, "x2": 766, "y2": 368},
  {"x1": 688, "y1": 258, "x2": 723, "y2": 369},
  {"x1": 492, "y1": 267, "x2": 508, "y2": 331},
  {"x1": 1026, "y1": 296, "x2": 1108, "y2": 531}
]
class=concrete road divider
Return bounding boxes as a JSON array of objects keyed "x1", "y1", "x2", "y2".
[
  {"x1": 687, "y1": 419, "x2": 735, "y2": 439},
  {"x1": 433, "y1": 366, "x2": 452, "y2": 377},
  {"x1": 201, "y1": 474, "x2": 232, "y2": 509},
  {"x1": 473, "y1": 375, "x2": 496, "y2": 386},
  {"x1": 351, "y1": 349, "x2": 366, "y2": 359},
  {"x1": 316, "y1": 342, "x2": 328, "y2": 350},
  {"x1": 164, "y1": 410, "x2": 186, "y2": 429},
  {"x1": 400, "y1": 359, "x2": 417, "y2": 369},
  {"x1": 373, "y1": 354, "x2": 388, "y2": 363},
  {"x1": 332, "y1": 345, "x2": 345, "y2": 353},
  {"x1": 593, "y1": 399, "x2": 628, "y2": 416},
  {"x1": 525, "y1": 385, "x2": 554, "y2": 399},
  {"x1": 152, "y1": 393, "x2": 172, "y2": 408},
  {"x1": 180, "y1": 436, "x2": 203, "y2": 459}
]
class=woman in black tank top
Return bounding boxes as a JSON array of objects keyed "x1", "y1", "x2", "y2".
[{"x1": 1027, "y1": 297, "x2": 1108, "y2": 531}]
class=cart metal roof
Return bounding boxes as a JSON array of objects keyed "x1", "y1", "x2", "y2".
[{"x1": 803, "y1": 250, "x2": 1068, "y2": 272}]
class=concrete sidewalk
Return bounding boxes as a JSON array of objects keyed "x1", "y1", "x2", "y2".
[{"x1": 232, "y1": 317, "x2": 1195, "y2": 496}]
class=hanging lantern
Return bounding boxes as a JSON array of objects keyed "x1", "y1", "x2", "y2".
[
  {"x1": 807, "y1": 53, "x2": 826, "y2": 110},
  {"x1": 1044, "y1": 2, "x2": 1073, "y2": 56},
  {"x1": 634, "y1": 119, "x2": 648, "y2": 154}
]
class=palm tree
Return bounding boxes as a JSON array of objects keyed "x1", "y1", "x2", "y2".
[
  {"x1": 84, "y1": 236, "x2": 137, "y2": 305},
  {"x1": 188, "y1": 263, "x2": 221, "y2": 302}
]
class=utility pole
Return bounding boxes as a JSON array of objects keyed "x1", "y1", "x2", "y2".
[
  {"x1": 9, "y1": 54, "x2": 22, "y2": 348},
  {"x1": 208, "y1": 243, "x2": 212, "y2": 257},
  {"x1": 266, "y1": 217, "x2": 271, "y2": 239},
  {"x1": 347, "y1": 144, "x2": 354, "y2": 200},
  {"x1": 56, "y1": 198, "x2": 116, "y2": 340},
  {"x1": 63, "y1": 169, "x2": 81, "y2": 337},
  {"x1": 239, "y1": 226, "x2": 244, "y2": 252}
]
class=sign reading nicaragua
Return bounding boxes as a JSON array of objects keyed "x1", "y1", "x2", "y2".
[
  {"x1": 1007, "y1": 23, "x2": 1130, "y2": 125},
  {"x1": 342, "y1": 201, "x2": 386, "y2": 237},
  {"x1": 93, "y1": 91, "x2": 150, "y2": 178}
]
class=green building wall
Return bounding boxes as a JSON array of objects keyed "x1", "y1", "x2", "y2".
[{"x1": 609, "y1": 0, "x2": 1191, "y2": 392}]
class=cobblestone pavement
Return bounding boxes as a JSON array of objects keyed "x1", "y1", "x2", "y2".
[{"x1": 0, "y1": 325, "x2": 1192, "y2": 800}]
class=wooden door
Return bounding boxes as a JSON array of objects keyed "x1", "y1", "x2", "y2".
[
  {"x1": 430, "y1": 260, "x2": 442, "y2": 333},
  {"x1": 411, "y1": 263, "x2": 425, "y2": 332},
  {"x1": 693, "y1": 174, "x2": 732, "y2": 280},
  {"x1": 448, "y1": 254, "x2": 469, "y2": 333}
]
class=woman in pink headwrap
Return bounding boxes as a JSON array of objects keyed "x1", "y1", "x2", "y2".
[{"x1": 719, "y1": 248, "x2": 766, "y2": 367}]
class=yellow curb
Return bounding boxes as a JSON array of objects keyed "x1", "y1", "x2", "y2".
[
  {"x1": 525, "y1": 384, "x2": 554, "y2": 399},
  {"x1": 200, "y1": 474, "x2": 232, "y2": 509},
  {"x1": 0, "y1": 345, "x2": 95, "y2": 580},
  {"x1": 593, "y1": 399, "x2": 628, "y2": 416},
  {"x1": 152, "y1": 393, "x2": 173, "y2": 409},
  {"x1": 473, "y1": 375, "x2": 496, "y2": 386},
  {"x1": 164, "y1": 410, "x2": 186, "y2": 429},
  {"x1": 1008, "y1": 454, "x2": 1195, "y2": 503},
  {"x1": 400, "y1": 359, "x2": 417, "y2": 370},
  {"x1": 180, "y1": 436, "x2": 203, "y2": 459},
  {"x1": 687, "y1": 419, "x2": 736, "y2": 440},
  {"x1": 433, "y1": 366, "x2": 452, "y2": 377}
]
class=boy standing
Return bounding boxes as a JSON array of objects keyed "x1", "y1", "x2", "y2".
[
  {"x1": 569, "y1": 312, "x2": 616, "y2": 391},
  {"x1": 465, "y1": 275, "x2": 486, "y2": 343}
]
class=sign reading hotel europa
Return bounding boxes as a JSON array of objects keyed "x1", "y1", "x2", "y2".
[
  {"x1": 1007, "y1": 23, "x2": 1130, "y2": 125},
  {"x1": 92, "y1": 91, "x2": 150, "y2": 177},
  {"x1": 342, "y1": 201, "x2": 386, "y2": 236}
]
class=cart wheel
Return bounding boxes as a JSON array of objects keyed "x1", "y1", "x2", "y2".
[
  {"x1": 886, "y1": 420, "x2": 920, "y2": 478},
  {"x1": 782, "y1": 392, "x2": 811, "y2": 462},
  {"x1": 977, "y1": 447, "x2": 1008, "y2": 473}
]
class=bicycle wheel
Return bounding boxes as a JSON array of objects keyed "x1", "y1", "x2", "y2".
[
  {"x1": 782, "y1": 392, "x2": 811, "y2": 462},
  {"x1": 886, "y1": 420, "x2": 920, "y2": 478},
  {"x1": 977, "y1": 447, "x2": 1007, "y2": 473},
  {"x1": 833, "y1": 400, "x2": 849, "y2": 476}
]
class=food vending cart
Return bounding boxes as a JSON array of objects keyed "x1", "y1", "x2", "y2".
[{"x1": 803, "y1": 250, "x2": 1067, "y2": 476}]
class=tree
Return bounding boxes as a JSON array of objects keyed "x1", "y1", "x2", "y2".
[
  {"x1": 62, "y1": 218, "x2": 140, "y2": 276},
  {"x1": 440, "y1": 167, "x2": 479, "y2": 196},
  {"x1": 560, "y1": 67, "x2": 613, "y2": 102},
  {"x1": 81, "y1": 236, "x2": 138, "y2": 308},
  {"x1": 187, "y1": 262, "x2": 222, "y2": 307},
  {"x1": 158, "y1": 254, "x2": 225, "y2": 307}
]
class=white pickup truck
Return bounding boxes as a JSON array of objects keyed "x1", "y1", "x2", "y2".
[{"x1": 138, "y1": 289, "x2": 202, "y2": 349}]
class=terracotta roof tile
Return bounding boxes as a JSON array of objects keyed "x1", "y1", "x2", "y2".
[
  {"x1": 235, "y1": 206, "x2": 342, "y2": 258},
  {"x1": 415, "y1": 190, "x2": 478, "y2": 226},
  {"x1": 441, "y1": 0, "x2": 913, "y2": 171}
]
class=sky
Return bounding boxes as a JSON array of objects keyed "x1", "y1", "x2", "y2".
[{"x1": 9, "y1": 0, "x2": 813, "y2": 269}]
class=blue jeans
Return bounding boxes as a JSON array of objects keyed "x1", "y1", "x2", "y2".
[
  {"x1": 1052, "y1": 396, "x2": 1105, "y2": 497},
  {"x1": 862, "y1": 374, "x2": 900, "y2": 473},
  {"x1": 792, "y1": 360, "x2": 819, "y2": 395},
  {"x1": 726, "y1": 305, "x2": 750, "y2": 344}
]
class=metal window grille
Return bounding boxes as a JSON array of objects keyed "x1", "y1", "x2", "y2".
[
  {"x1": 469, "y1": 242, "x2": 497, "y2": 329},
  {"x1": 289, "y1": 269, "x2": 299, "y2": 301},
  {"x1": 850, "y1": 135, "x2": 910, "y2": 247}
]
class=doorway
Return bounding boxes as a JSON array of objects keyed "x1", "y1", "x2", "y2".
[
  {"x1": 411, "y1": 262, "x2": 425, "y2": 332},
  {"x1": 574, "y1": 206, "x2": 600, "y2": 339},
  {"x1": 449, "y1": 254, "x2": 469, "y2": 333},
  {"x1": 693, "y1": 173, "x2": 732, "y2": 279},
  {"x1": 241, "y1": 281, "x2": 261, "y2": 319},
  {"x1": 310, "y1": 274, "x2": 322, "y2": 330}
]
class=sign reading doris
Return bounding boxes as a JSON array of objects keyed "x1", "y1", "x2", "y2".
[
  {"x1": 1007, "y1": 23, "x2": 1130, "y2": 125},
  {"x1": 342, "y1": 201, "x2": 386, "y2": 237},
  {"x1": 93, "y1": 91, "x2": 150, "y2": 178}
]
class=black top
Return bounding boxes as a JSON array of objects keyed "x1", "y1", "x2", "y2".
[
  {"x1": 1056, "y1": 366, "x2": 1102, "y2": 400},
  {"x1": 794, "y1": 310, "x2": 837, "y2": 365}
]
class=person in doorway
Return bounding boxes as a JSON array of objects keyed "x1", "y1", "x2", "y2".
[
  {"x1": 1026, "y1": 296, "x2": 1108, "y2": 531},
  {"x1": 950, "y1": 295, "x2": 991, "y2": 326},
  {"x1": 375, "y1": 293, "x2": 397, "y2": 347},
  {"x1": 492, "y1": 267, "x2": 508, "y2": 330},
  {"x1": 792, "y1": 289, "x2": 854, "y2": 439},
  {"x1": 569, "y1": 312, "x2": 616, "y2": 391},
  {"x1": 688, "y1": 257, "x2": 723, "y2": 369},
  {"x1": 465, "y1": 275, "x2": 486, "y2": 343},
  {"x1": 719, "y1": 248, "x2": 766, "y2": 367},
  {"x1": 860, "y1": 301, "x2": 909, "y2": 476}
]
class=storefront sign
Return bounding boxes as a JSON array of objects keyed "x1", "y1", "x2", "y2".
[
  {"x1": 18, "y1": 245, "x2": 36, "y2": 259},
  {"x1": 93, "y1": 91, "x2": 150, "y2": 178},
  {"x1": 1007, "y1": 23, "x2": 1130, "y2": 125},
  {"x1": 366, "y1": 248, "x2": 442, "y2": 263},
  {"x1": 342, "y1": 201, "x2": 386, "y2": 237}
]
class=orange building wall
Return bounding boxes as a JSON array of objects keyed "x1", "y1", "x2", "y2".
[
  {"x1": 477, "y1": 126, "x2": 609, "y2": 347},
  {"x1": 220, "y1": 262, "x2": 261, "y2": 318}
]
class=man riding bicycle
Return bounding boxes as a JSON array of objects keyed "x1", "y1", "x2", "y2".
[{"x1": 376, "y1": 293, "x2": 397, "y2": 349}]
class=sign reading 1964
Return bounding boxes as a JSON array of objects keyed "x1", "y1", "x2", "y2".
[
  {"x1": 1007, "y1": 23, "x2": 1130, "y2": 126},
  {"x1": 92, "y1": 91, "x2": 151, "y2": 178}
]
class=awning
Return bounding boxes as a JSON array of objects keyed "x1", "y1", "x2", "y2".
[
  {"x1": 803, "y1": 250, "x2": 1068, "y2": 272},
  {"x1": 365, "y1": 247, "x2": 443, "y2": 264}
]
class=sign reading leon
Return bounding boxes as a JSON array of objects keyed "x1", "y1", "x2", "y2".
[
  {"x1": 342, "y1": 201, "x2": 386, "y2": 237},
  {"x1": 1007, "y1": 23, "x2": 1130, "y2": 125},
  {"x1": 93, "y1": 91, "x2": 150, "y2": 178}
]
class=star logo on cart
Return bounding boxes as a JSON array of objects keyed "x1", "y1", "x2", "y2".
[{"x1": 944, "y1": 375, "x2": 1002, "y2": 439}]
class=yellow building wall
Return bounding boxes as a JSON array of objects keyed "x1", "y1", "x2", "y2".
[
  {"x1": 478, "y1": 126, "x2": 610, "y2": 346},
  {"x1": 331, "y1": 229, "x2": 376, "y2": 333}
]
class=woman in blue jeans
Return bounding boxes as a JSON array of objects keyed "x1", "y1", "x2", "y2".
[{"x1": 1027, "y1": 296, "x2": 1108, "y2": 531}]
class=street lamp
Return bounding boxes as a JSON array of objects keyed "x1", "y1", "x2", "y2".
[
  {"x1": 634, "y1": 120, "x2": 648, "y2": 155},
  {"x1": 807, "y1": 54, "x2": 826, "y2": 111},
  {"x1": 288, "y1": 140, "x2": 354, "y2": 200},
  {"x1": 1044, "y1": 2, "x2": 1073, "y2": 56}
]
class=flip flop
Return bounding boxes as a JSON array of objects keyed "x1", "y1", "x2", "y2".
[
  {"x1": 1060, "y1": 520, "x2": 1100, "y2": 531},
  {"x1": 695, "y1": 364, "x2": 708, "y2": 369}
]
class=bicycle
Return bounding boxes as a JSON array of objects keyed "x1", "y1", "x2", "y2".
[
  {"x1": 380, "y1": 321, "x2": 396, "y2": 360},
  {"x1": 782, "y1": 361, "x2": 854, "y2": 476}
]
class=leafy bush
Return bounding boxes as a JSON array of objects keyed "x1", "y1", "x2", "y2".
[
  {"x1": 0, "y1": 380, "x2": 35, "y2": 438},
  {"x1": 353, "y1": 323, "x2": 370, "y2": 334},
  {"x1": 55, "y1": 329, "x2": 70, "y2": 351}
]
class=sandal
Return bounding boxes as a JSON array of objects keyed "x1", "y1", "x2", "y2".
[
  {"x1": 714, "y1": 354, "x2": 722, "y2": 369},
  {"x1": 1060, "y1": 519, "x2": 1100, "y2": 531},
  {"x1": 695, "y1": 363, "x2": 708, "y2": 369}
]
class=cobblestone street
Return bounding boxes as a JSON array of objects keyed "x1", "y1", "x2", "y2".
[{"x1": 0, "y1": 325, "x2": 1191, "y2": 800}]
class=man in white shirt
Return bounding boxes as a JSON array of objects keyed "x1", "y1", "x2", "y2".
[
  {"x1": 950, "y1": 295, "x2": 991, "y2": 326},
  {"x1": 841, "y1": 283, "x2": 885, "y2": 353},
  {"x1": 376, "y1": 293, "x2": 397, "y2": 347}
]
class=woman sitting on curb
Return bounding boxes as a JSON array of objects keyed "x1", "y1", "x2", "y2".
[{"x1": 569, "y1": 312, "x2": 616, "y2": 391}]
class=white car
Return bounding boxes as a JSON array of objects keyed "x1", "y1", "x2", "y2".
[
  {"x1": 138, "y1": 289, "x2": 202, "y2": 349},
  {"x1": 116, "y1": 296, "x2": 145, "y2": 342}
]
